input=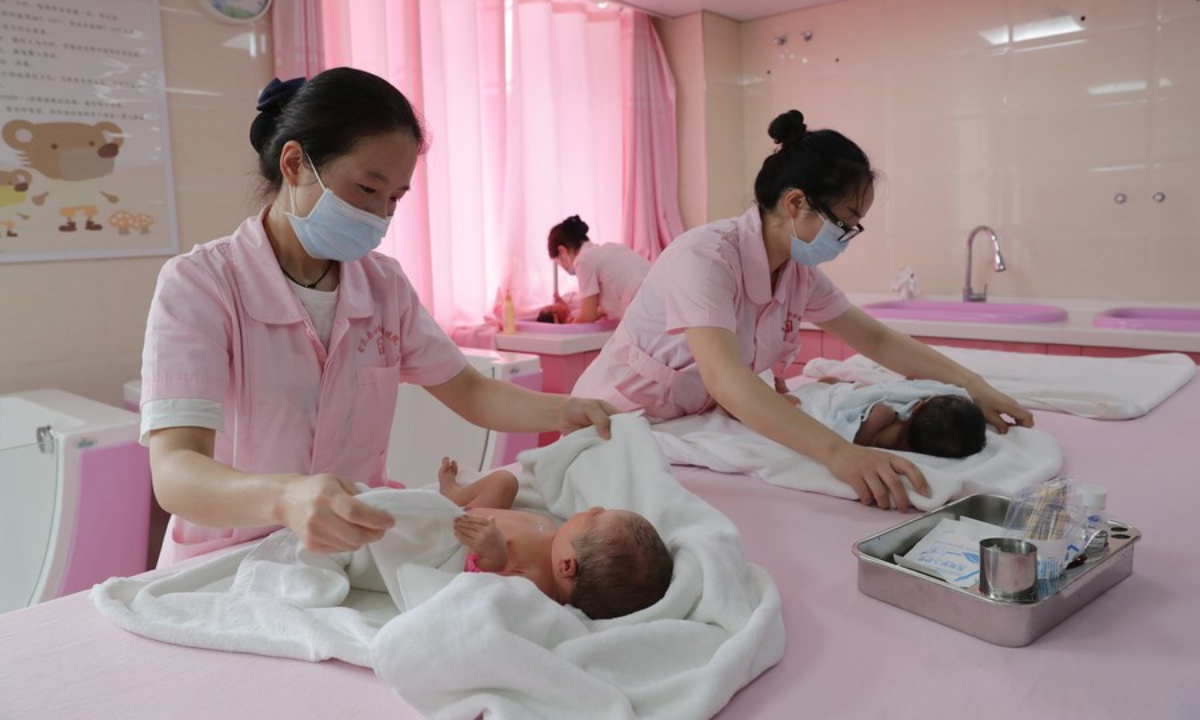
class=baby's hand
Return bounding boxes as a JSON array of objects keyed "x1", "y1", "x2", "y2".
[{"x1": 454, "y1": 514, "x2": 507, "y2": 570}]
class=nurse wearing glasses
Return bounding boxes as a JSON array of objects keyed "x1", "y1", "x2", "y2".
[{"x1": 574, "y1": 110, "x2": 1032, "y2": 512}]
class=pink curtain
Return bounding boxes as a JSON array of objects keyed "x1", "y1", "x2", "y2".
[
  {"x1": 270, "y1": 0, "x2": 683, "y2": 327},
  {"x1": 271, "y1": 0, "x2": 325, "y2": 79},
  {"x1": 621, "y1": 11, "x2": 685, "y2": 261}
]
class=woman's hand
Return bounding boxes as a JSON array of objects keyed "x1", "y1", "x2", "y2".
[
  {"x1": 547, "y1": 298, "x2": 572, "y2": 324},
  {"x1": 964, "y1": 378, "x2": 1034, "y2": 433},
  {"x1": 559, "y1": 397, "x2": 620, "y2": 439},
  {"x1": 826, "y1": 443, "x2": 930, "y2": 512},
  {"x1": 454, "y1": 514, "x2": 507, "y2": 571},
  {"x1": 773, "y1": 375, "x2": 801, "y2": 407},
  {"x1": 277, "y1": 474, "x2": 396, "y2": 553}
]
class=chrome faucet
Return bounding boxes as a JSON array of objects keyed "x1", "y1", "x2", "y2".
[{"x1": 964, "y1": 225, "x2": 1006, "y2": 302}]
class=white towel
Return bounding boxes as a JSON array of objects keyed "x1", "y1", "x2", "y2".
[
  {"x1": 653, "y1": 387, "x2": 1063, "y2": 511},
  {"x1": 91, "y1": 490, "x2": 467, "y2": 667},
  {"x1": 803, "y1": 347, "x2": 1196, "y2": 420},
  {"x1": 92, "y1": 414, "x2": 784, "y2": 720}
]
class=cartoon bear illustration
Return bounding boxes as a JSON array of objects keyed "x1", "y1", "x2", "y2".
[
  {"x1": 0, "y1": 168, "x2": 33, "y2": 237},
  {"x1": 2, "y1": 120, "x2": 123, "y2": 232}
]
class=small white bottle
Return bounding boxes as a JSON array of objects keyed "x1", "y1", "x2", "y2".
[{"x1": 1078, "y1": 483, "x2": 1108, "y2": 560}]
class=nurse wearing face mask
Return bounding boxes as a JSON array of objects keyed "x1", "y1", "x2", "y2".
[
  {"x1": 141, "y1": 69, "x2": 615, "y2": 565},
  {"x1": 573, "y1": 109, "x2": 1032, "y2": 511}
]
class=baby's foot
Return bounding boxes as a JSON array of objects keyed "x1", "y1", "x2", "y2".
[{"x1": 438, "y1": 457, "x2": 459, "y2": 494}]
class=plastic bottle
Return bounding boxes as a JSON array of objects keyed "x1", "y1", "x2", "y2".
[
  {"x1": 1078, "y1": 483, "x2": 1108, "y2": 560},
  {"x1": 502, "y1": 289, "x2": 517, "y2": 335}
]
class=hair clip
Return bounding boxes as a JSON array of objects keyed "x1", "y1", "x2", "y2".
[{"x1": 256, "y1": 76, "x2": 307, "y2": 113}]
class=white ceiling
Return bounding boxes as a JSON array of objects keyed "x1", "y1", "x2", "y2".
[{"x1": 619, "y1": 0, "x2": 843, "y2": 22}]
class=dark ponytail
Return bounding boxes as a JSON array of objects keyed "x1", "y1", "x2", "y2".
[
  {"x1": 753, "y1": 109, "x2": 874, "y2": 211},
  {"x1": 251, "y1": 67, "x2": 428, "y2": 200},
  {"x1": 547, "y1": 215, "x2": 590, "y2": 258}
]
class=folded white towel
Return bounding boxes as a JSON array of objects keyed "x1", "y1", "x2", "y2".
[
  {"x1": 653, "y1": 386, "x2": 1063, "y2": 511},
  {"x1": 803, "y1": 347, "x2": 1195, "y2": 420},
  {"x1": 92, "y1": 414, "x2": 784, "y2": 720}
]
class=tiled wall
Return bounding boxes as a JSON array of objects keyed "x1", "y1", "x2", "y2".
[
  {"x1": 670, "y1": 0, "x2": 1199, "y2": 302},
  {"x1": 703, "y1": 12, "x2": 747, "y2": 222},
  {"x1": 0, "y1": 0, "x2": 273, "y2": 405}
]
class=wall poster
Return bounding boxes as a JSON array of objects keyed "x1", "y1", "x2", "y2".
[{"x1": 0, "y1": 0, "x2": 178, "y2": 263}]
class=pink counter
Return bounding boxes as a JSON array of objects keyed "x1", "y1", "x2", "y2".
[{"x1": 3, "y1": 376, "x2": 1198, "y2": 719}]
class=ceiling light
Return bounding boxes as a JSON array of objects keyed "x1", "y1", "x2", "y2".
[{"x1": 979, "y1": 16, "x2": 1084, "y2": 46}]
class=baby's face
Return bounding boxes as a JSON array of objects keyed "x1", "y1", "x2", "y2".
[
  {"x1": 554, "y1": 507, "x2": 626, "y2": 550},
  {"x1": 550, "y1": 507, "x2": 633, "y2": 600}
]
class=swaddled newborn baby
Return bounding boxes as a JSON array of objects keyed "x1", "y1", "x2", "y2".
[
  {"x1": 437, "y1": 458, "x2": 673, "y2": 620},
  {"x1": 793, "y1": 379, "x2": 987, "y2": 459}
]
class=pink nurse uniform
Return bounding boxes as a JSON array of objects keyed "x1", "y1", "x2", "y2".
[
  {"x1": 572, "y1": 241, "x2": 651, "y2": 319},
  {"x1": 141, "y1": 211, "x2": 467, "y2": 563},
  {"x1": 573, "y1": 206, "x2": 850, "y2": 420}
]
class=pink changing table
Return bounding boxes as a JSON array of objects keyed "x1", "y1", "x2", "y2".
[{"x1": 3, "y1": 376, "x2": 1198, "y2": 719}]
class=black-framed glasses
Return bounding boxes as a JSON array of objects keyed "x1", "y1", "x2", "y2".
[{"x1": 811, "y1": 201, "x2": 865, "y2": 244}]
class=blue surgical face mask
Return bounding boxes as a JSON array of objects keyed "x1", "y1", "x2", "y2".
[
  {"x1": 286, "y1": 155, "x2": 390, "y2": 262},
  {"x1": 790, "y1": 215, "x2": 849, "y2": 267}
]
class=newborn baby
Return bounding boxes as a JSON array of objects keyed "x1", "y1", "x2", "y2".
[
  {"x1": 438, "y1": 458, "x2": 673, "y2": 620},
  {"x1": 793, "y1": 379, "x2": 987, "y2": 459}
]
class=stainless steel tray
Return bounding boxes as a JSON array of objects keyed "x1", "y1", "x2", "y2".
[{"x1": 852, "y1": 493, "x2": 1140, "y2": 647}]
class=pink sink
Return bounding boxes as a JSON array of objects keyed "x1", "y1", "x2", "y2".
[
  {"x1": 514, "y1": 316, "x2": 619, "y2": 334},
  {"x1": 863, "y1": 300, "x2": 1068, "y2": 324},
  {"x1": 1093, "y1": 307, "x2": 1200, "y2": 333}
]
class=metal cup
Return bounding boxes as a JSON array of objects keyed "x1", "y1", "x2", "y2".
[{"x1": 978, "y1": 537, "x2": 1038, "y2": 603}]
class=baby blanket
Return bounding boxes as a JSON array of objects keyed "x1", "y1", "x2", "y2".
[
  {"x1": 794, "y1": 379, "x2": 969, "y2": 442},
  {"x1": 92, "y1": 414, "x2": 784, "y2": 720},
  {"x1": 803, "y1": 347, "x2": 1195, "y2": 420},
  {"x1": 653, "y1": 382, "x2": 1063, "y2": 511}
]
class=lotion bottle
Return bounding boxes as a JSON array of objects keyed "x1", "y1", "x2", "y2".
[{"x1": 502, "y1": 289, "x2": 517, "y2": 335}]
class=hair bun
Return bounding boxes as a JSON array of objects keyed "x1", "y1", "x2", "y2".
[
  {"x1": 767, "y1": 109, "x2": 808, "y2": 147},
  {"x1": 563, "y1": 215, "x2": 589, "y2": 235},
  {"x1": 250, "y1": 76, "x2": 306, "y2": 154}
]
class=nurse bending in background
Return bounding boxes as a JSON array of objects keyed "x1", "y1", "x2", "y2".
[
  {"x1": 574, "y1": 110, "x2": 1032, "y2": 512},
  {"x1": 141, "y1": 68, "x2": 615, "y2": 565},
  {"x1": 546, "y1": 214, "x2": 651, "y2": 323}
]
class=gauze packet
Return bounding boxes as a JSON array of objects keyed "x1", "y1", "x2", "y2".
[{"x1": 895, "y1": 516, "x2": 1007, "y2": 587}]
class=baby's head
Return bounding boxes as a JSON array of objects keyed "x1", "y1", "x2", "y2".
[
  {"x1": 551, "y1": 507, "x2": 673, "y2": 620},
  {"x1": 856, "y1": 394, "x2": 986, "y2": 458},
  {"x1": 907, "y1": 394, "x2": 987, "y2": 458},
  {"x1": 537, "y1": 304, "x2": 569, "y2": 324}
]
